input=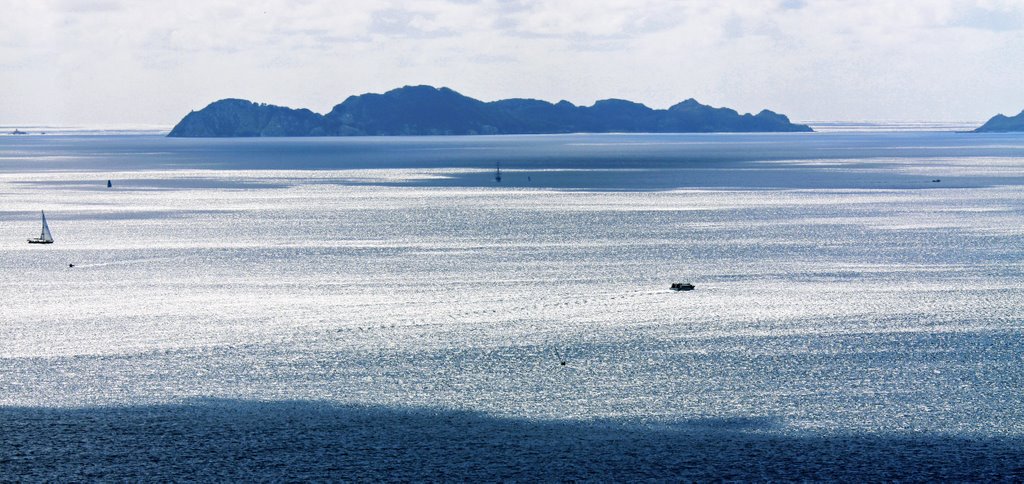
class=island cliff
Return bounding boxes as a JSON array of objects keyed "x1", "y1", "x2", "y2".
[
  {"x1": 168, "y1": 85, "x2": 812, "y2": 137},
  {"x1": 974, "y1": 110, "x2": 1024, "y2": 132}
]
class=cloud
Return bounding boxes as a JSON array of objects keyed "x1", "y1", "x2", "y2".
[
  {"x1": 52, "y1": 0, "x2": 124, "y2": 13},
  {"x1": 951, "y1": 2, "x2": 1024, "y2": 31},
  {"x1": 1, "y1": 0, "x2": 1023, "y2": 124}
]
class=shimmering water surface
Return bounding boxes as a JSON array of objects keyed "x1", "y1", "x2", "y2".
[{"x1": 1, "y1": 132, "x2": 1023, "y2": 480}]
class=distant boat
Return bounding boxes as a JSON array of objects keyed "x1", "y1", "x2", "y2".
[
  {"x1": 495, "y1": 162, "x2": 502, "y2": 183},
  {"x1": 10, "y1": 129, "x2": 28, "y2": 135},
  {"x1": 670, "y1": 283, "x2": 695, "y2": 291},
  {"x1": 107, "y1": 180, "x2": 112, "y2": 188},
  {"x1": 27, "y1": 211, "x2": 54, "y2": 244}
]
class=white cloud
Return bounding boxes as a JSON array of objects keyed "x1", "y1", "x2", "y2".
[{"x1": 1, "y1": 0, "x2": 1022, "y2": 124}]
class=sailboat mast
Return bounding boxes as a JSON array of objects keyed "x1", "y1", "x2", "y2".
[{"x1": 40, "y1": 211, "x2": 53, "y2": 242}]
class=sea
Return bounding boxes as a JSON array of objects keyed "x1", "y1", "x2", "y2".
[{"x1": 1, "y1": 127, "x2": 1023, "y2": 480}]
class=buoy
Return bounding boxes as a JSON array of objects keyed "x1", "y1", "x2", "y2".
[
  {"x1": 107, "y1": 180, "x2": 112, "y2": 188},
  {"x1": 68, "y1": 263, "x2": 75, "y2": 268}
]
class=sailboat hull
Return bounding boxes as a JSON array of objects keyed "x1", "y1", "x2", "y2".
[{"x1": 27, "y1": 239, "x2": 53, "y2": 244}]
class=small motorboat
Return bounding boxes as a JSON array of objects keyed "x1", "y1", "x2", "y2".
[{"x1": 670, "y1": 283, "x2": 695, "y2": 291}]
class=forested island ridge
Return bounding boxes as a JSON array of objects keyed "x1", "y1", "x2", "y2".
[
  {"x1": 974, "y1": 110, "x2": 1024, "y2": 132},
  {"x1": 168, "y1": 85, "x2": 813, "y2": 137}
]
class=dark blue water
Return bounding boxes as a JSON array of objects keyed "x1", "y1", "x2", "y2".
[
  {"x1": 4, "y1": 400, "x2": 1022, "y2": 481},
  {"x1": 3, "y1": 131, "x2": 1024, "y2": 189}
]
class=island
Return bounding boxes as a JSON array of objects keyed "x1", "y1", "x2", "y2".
[
  {"x1": 974, "y1": 109, "x2": 1024, "y2": 132},
  {"x1": 168, "y1": 85, "x2": 812, "y2": 137}
]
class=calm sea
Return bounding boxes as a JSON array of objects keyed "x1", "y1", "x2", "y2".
[{"x1": 1, "y1": 131, "x2": 1022, "y2": 480}]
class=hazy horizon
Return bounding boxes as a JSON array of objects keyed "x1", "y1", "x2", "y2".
[
  {"x1": 0, "y1": 118, "x2": 991, "y2": 134},
  {"x1": 2, "y1": 0, "x2": 1023, "y2": 126}
]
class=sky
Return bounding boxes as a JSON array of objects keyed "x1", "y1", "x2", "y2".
[{"x1": 2, "y1": 0, "x2": 1023, "y2": 126}]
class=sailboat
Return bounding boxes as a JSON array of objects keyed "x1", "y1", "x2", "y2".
[
  {"x1": 27, "y1": 211, "x2": 54, "y2": 244},
  {"x1": 495, "y1": 162, "x2": 502, "y2": 183}
]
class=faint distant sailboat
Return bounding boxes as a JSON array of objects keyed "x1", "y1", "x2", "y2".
[
  {"x1": 495, "y1": 162, "x2": 502, "y2": 183},
  {"x1": 27, "y1": 211, "x2": 54, "y2": 244},
  {"x1": 107, "y1": 179, "x2": 112, "y2": 188}
]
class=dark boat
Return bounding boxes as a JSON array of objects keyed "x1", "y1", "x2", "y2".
[{"x1": 670, "y1": 283, "x2": 695, "y2": 291}]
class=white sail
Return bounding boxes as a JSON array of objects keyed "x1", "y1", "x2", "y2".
[{"x1": 40, "y1": 211, "x2": 53, "y2": 242}]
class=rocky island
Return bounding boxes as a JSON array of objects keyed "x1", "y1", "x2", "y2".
[
  {"x1": 974, "y1": 109, "x2": 1024, "y2": 132},
  {"x1": 168, "y1": 85, "x2": 812, "y2": 137}
]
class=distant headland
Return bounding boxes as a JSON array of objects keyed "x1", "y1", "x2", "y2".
[
  {"x1": 974, "y1": 109, "x2": 1024, "y2": 132},
  {"x1": 167, "y1": 85, "x2": 813, "y2": 137}
]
